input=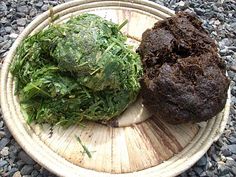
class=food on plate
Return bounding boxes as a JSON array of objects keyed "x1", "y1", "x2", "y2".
[
  {"x1": 10, "y1": 14, "x2": 142, "y2": 126},
  {"x1": 137, "y1": 12, "x2": 230, "y2": 124}
]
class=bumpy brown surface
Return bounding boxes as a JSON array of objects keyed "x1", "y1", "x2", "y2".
[{"x1": 137, "y1": 12, "x2": 230, "y2": 124}]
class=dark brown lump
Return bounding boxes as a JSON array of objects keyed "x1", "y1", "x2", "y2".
[{"x1": 137, "y1": 12, "x2": 230, "y2": 124}]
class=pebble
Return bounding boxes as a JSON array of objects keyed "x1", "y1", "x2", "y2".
[
  {"x1": 31, "y1": 170, "x2": 39, "y2": 177},
  {"x1": 228, "y1": 136, "x2": 236, "y2": 144},
  {"x1": 228, "y1": 144, "x2": 236, "y2": 154},
  {"x1": 17, "y1": 18, "x2": 27, "y2": 26},
  {"x1": 29, "y1": 8, "x2": 37, "y2": 17},
  {"x1": 41, "y1": 4, "x2": 49, "y2": 11},
  {"x1": 9, "y1": 168, "x2": 19, "y2": 176},
  {"x1": 1, "y1": 146, "x2": 9, "y2": 156},
  {"x1": 196, "y1": 155, "x2": 207, "y2": 167},
  {"x1": 21, "y1": 165, "x2": 34, "y2": 175},
  {"x1": 35, "y1": 1, "x2": 44, "y2": 8},
  {"x1": 0, "y1": 160, "x2": 8, "y2": 167},
  {"x1": 13, "y1": 171, "x2": 22, "y2": 177},
  {"x1": 231, "y1": 167, "x2": 236, "y2": 176},
  {"x1": 18, "y1": 150, "x2": 36, "y2": 165},
  {"x1": 225, "y1": 157, "x2": 236, "y2": 167},
  {"x1": 9, "y1": 33, "x2": 19, "y2": 39},
  {"x1": 5, "y1": 26, "x2": 12, "y2": 33},
  {"x1": 222, "y1": 148, "x2": 232, "y2": 157},
  {"x1": 0, "y1": 137, "x2": 10, "y2": 150},
  {"x1": 16, "y1": 160, "x2": 25, "y2": 169},
  {"x1": 17, "y1": 6, "x2": 29, "y2": 13}
]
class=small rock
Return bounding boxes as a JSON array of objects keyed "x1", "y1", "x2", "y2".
[
  {"x1": 17, "y1": 18, "x2": 27, "y2": 26},
  {"x1": 228, "y1": 144, "x2": 236, "y2": 154},
  {"x1": 34, "y1": 164, "x2": 41, "y2": 171},
  {"x1": 35, "y1": 1, "x2": 44, "y2": 8},
  {"x1": 9, "y1": 33, "x2": 18, "y2": 39},
  {"x1": 31, "y1": 170, "x2": 39, "y2": 177},
  {"x1": 0, "y1": 121, "x2": 3, "y2": 128},
  {"x1": 1, "y1": 146, "x2": 9, "y2": 156},
  {"x1": 197, "y1": 155, "x2": 207, "y2": 167},
  {"x1": 199, "y1": 171, "x2": 207, "y2": 177},
  {"x1": 29, "y1": 8, "x2": 37, "y2": 17},
  {"x1": 16, "y1": 160, "x2": 25, "y2": 168},
  {"x1": 232, "y1": 154, "x2": 236, "y2": 161},
  {"x1": 195, "y1": 8, "x2": 205, "y2": 15},
  {"x1": 222, "y1": 149, "x2": 232, "y2": 157},
  {"x1": 41, "y1": 4, "x2": 49, "y2": 11},
  {"x1": 228, "y1": 46, "x2": 236, "y2": 52},
  {"x1": 0, "y1": 138, "x2": 10, "y2": 150},
  {"x1": 13, "y1": 171, "x2": 22, "y2": 177},
  {"x1": 225, "y1": 157, "x2": 236, "y2": 167},
  {"x1": 9, "y1": 168, "x2": 19, "y2": 176},
  {"x1": 0, "y1": 131, "x2": 5, "y2": 138},
  {"x1": 228, "y1": 136, "x2": 236, "y2": 144},
  {"x1": 218, "y1": 162, "x2": 231, "y2": 176},
  {"x1": 18, "y1": 27, "x2": 25, "y2": 33},
  {"x1": 5, "y1": 26, "x2": 12, "y2": 33},
  {"x1": 18, "y1": 150, "x2": 36, "y2": 165},
  {"x1": 21, "y1": 165, "x2": 34, "y2": 175},
  {"x1": 231, "y1": 167, "x2": 236, "y2": 176},
  {"x1": 0, "y1": 160, "x2": 8, "y2": 167},
  {"x1": 17, "y1": 6, "x2": 29, "y2": 13},
  {"x1": 0, "y1": 1, "x2": 7, "y2": 11},
  {"x1": 49, "y1": 1, "x2": 58, "y2": 6},
  {"x1": 193, "y1": 166, "x2": 204, "y2": 176},
  {"x1": 3, "y1": 126, "x2": 12, "y2": 138}
]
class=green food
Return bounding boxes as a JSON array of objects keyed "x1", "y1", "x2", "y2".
[{"x1": 10, "y1": 14, "x2": 142, "y2": 126}]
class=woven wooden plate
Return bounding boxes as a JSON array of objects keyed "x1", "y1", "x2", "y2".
[{"x1": 1, "y1": 0, "x2": 231, "y2": 177}]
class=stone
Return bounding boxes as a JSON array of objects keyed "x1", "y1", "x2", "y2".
[
  {"x1": 18, "y1": 150, "x2": 36, "y2": 165},
  {"x1": 225, "y1": 157, "x2": 236, "y2": 167},
  {"x1": 222, "y1": 149, "x2": 232, "y2": 157},
  {"x1": 0, "y1": 160, "x2": 8, "y2": 167},
  {"x1": 9, "y1": 33, "x2": 18, "y2": 39},
  {"x1": 228, "y1": 46, "x2": 236, "y2": 52},
  {"x1": 0, "y1": 138, "x2": 10, "y2": 150},
  {"x1": 17, "y1": 18, "x2": 27, "y2": 26},
  {"x1": 218, "y1": 162, "x2": 231, "y2": 176},
  {"x1": 13, "y1": 171, "x2": 22, "y2": 177},
  {"x1": 35, "y1": 1, "x2": 44, "y2": 8},
  {"x1": 17, "y1": 6, "x2": 29, "y2": 13},
  {"x1": 31, "y1": 170, "x2": 39, "y2": 177},
  {"x1": 0, "y1": 1, "x2": 7, "y2": 11},
  {"x1": 197, "y1": 155, "x2": 207, "y2": 167},
  {"x1": 29, "y1": 8, "x2": 37, "y2": 17},
  {"x1": 1, "y1": 146, "x2": 9, "y2": 156},
  {"x1": 3, "y1": 126, "x2": 12, "y2": 138},
  {"x1": 16, "y1": 160, "x2": 25, "y2": 168},
  {"x1": 228, "y1": 136, "x2": 236, "y2": 144},
  {"x1": 5, "y1": 26, "x2": 12, "y2": 33},
  {"x1": 49, "y1": 1, "x2": 58, "y2": 6},
  {"x1": 0, "y1": 131, "x2": 5, "y2": 138},
  {"x1": 195, "y1": 8, "x2": 205, "y2": 15},
  {"x1": 194, "y1": 166, "x2": 204, "y2": 176},
  {"x1": 21, "y1": 165, "x2": 34, "y2": 175},
  {"x1": 231, "y1": 167, "x2": 236, "y2": 176},
  {"x1": 41, "y1": 4, "x2": 49, "y2": 11},
  {"x1": 228, "y1": 144, "x2": 236, "y2": 154},
  {"x1": 9, "y1": 168, "x2": 18, "y2": 176}
]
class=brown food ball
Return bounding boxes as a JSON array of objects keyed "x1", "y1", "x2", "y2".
[{"x1": 137, "y1": 12, "x2": 230, "y2": 124}]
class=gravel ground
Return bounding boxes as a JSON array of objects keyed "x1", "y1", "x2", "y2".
[{"x1": 0, "y1": 0, "x2": 235, "y2": 177}]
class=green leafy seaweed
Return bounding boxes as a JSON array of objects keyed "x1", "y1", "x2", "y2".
[{"x1": 10, "y1": 14, "x2": 142, "y2": 126}]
